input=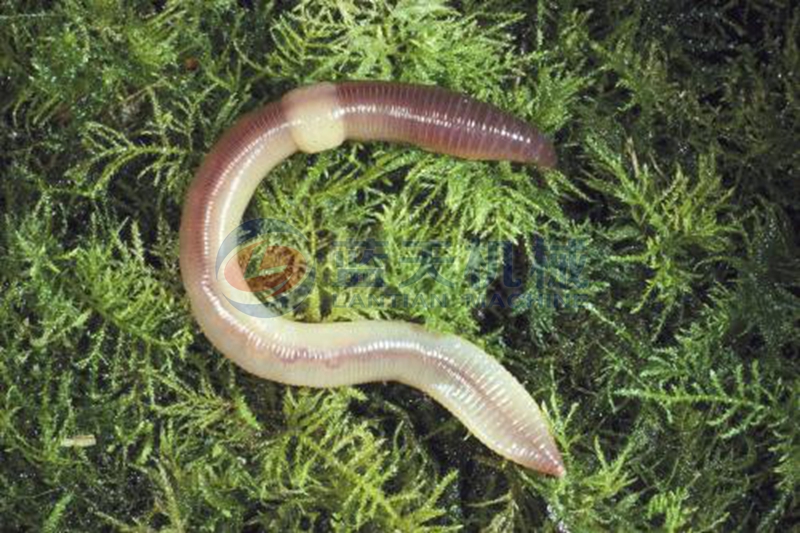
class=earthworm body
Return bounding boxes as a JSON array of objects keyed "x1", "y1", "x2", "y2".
[{"x1": 179, "y1": 81, "x2": 565, "y2": 477}]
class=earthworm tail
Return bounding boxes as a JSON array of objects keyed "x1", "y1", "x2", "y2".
[{"x1": 179, "y1": 82, "x2": 564, "y2": 477}]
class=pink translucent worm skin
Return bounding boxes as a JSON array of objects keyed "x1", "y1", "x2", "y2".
[{"x1": 179, "y1": 81, "x2": 565, "y2": 477}]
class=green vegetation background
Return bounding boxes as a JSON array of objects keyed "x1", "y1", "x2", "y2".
[{"x1": 1, "y1": 1, "x2": 797, "y2": 531}]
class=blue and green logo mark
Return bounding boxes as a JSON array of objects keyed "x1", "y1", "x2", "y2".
[
  {"x1": 216, "y1": 218, "x2": 316, "y2": 318},
  {"x1": 217, "y1": 218, "x2": 589, "y2": 318}
]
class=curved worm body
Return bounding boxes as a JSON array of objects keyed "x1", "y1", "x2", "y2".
[{"x1": 179, "y1": 81, "x2": 564, "y2": 476}]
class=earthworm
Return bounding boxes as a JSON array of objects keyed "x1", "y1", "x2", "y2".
[{"x1": 179, "y1": 81, "x2": 565, "y2": 477}]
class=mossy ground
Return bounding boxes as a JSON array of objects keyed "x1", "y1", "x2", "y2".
[{"x1": 1, "y1": 1, "x2": 798, "y2": 531}]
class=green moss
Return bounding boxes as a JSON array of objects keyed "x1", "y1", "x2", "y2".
[{"x1": 1, "y1": 0, "x2": 797, "y2": 531}]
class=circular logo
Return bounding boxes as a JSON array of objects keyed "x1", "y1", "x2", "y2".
[{"x1": 215, "y1": 218, "x2": 316, "y2": 318}]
